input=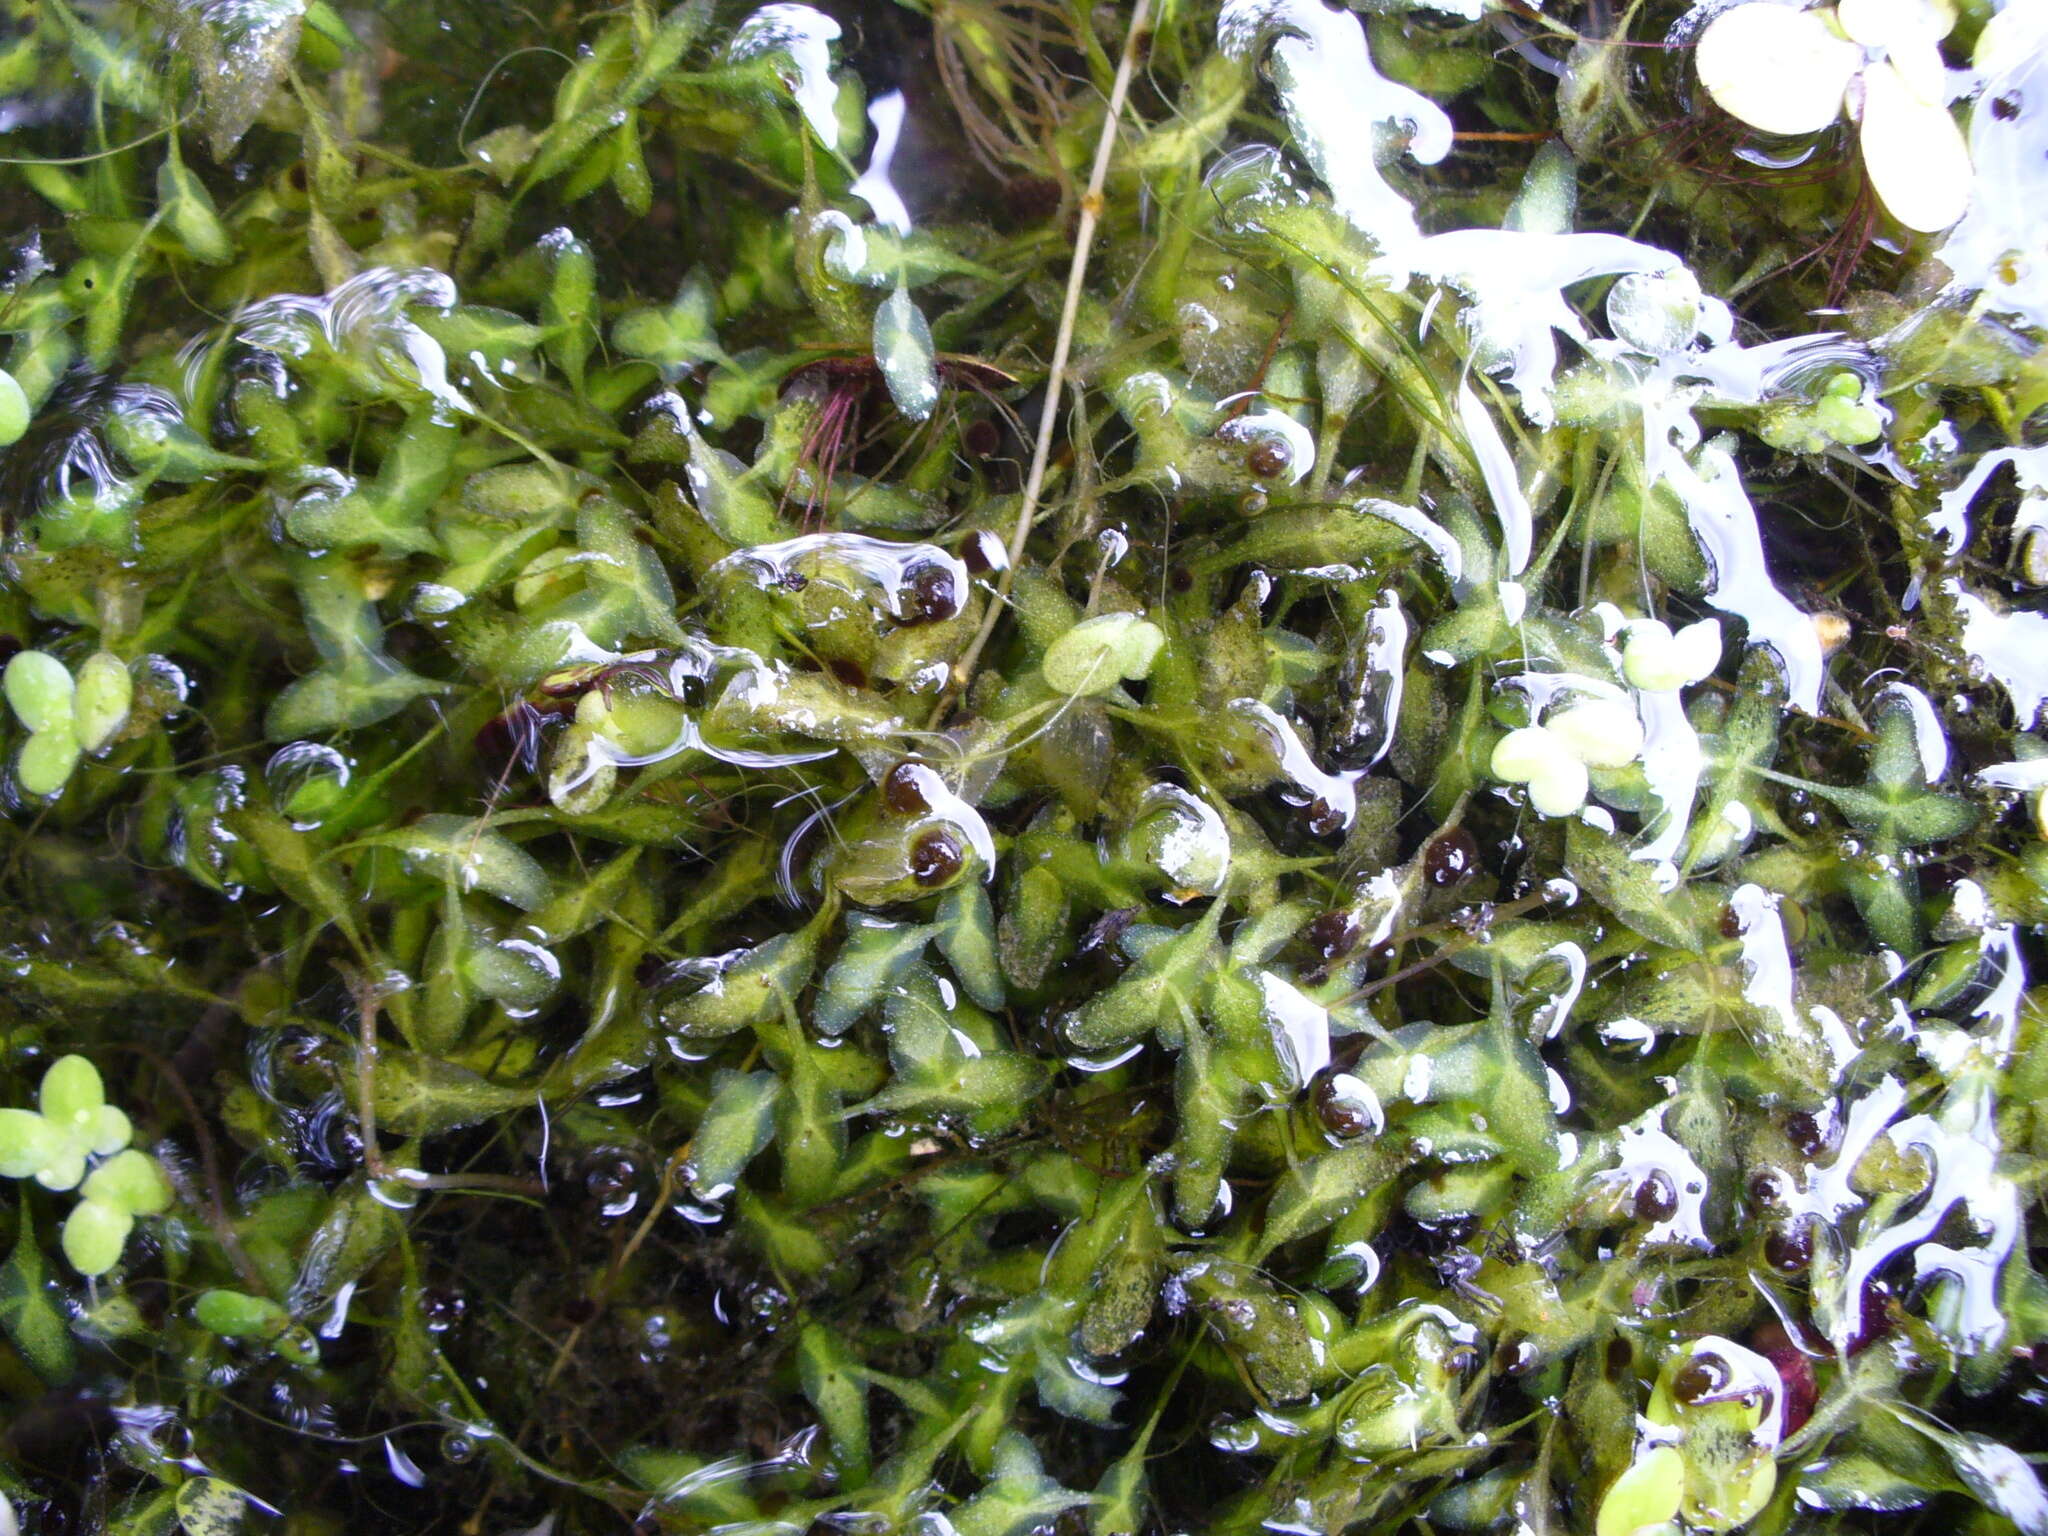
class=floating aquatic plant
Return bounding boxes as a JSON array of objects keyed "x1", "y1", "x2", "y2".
[{"x1": 0, "y1": 0, "x2": 2041, "y2": 1531}]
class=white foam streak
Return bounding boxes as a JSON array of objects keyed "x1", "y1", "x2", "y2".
[
  {"x1": 1663, "y1": 446, "x2": 1825, "y2": 713},
  {"x1": 1531, "y1": 942, "x2": 1586, "y2": 1040},
  {"x1": 1456, "y1": 384, "x2": 1532, "y2": 574},
  {"x1": 1927, "y1": 444, "x2": 2048, "y2": 555},
  {"x1": 1217, "y1": 0, "x2": 1450, "y2": 260},
  {"x1": 851, "y1": 90, "x2": 912, "y2": 235},
  {"x1": 1259, "y1": 971, "x2": 1333, "y2": 1086},
  {"x1": 1946, "y1": 578, "x2": 2048, "y2": 726},
  {"x1": 1398, "y1": 231, "x2": 1681, "y2": 422},
  {"x1": 1607, "y1": 1106, "x2": 1712, "y2": 1248},
  {"x1": 1354, "y1": 497, "x2": 1465, "y2": 582},
  {"x1": 1633, "y1": 687, "x2": 1702, "y2": 866},
  {"x1": 728, "y1": 4, "x2": 843, "y2": 149}
]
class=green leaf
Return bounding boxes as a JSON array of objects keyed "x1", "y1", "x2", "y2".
[
  {"x1": 798, "y1": 1320, "x2": 871, "y2": 1484},
  {"x1": 936, "y1": 880, "x2": 1006, "y2": 1010},
  {"x1": 359, "y1": 814, "x2": 552, "y2": 910},
  {"x1": 613, "y1": 273, "x2": 725, "y2": 371},
  {"x1": 873, "y1": 284, "x2": 939, "y2": 421},
  {"x1": 181, "y1": 0, "x2": 307, "y2": 159},
  {"x1": 1812, "y1": 779, "x2": 1978, "y2": 845},
  {"x1": 539, "y1": 229, "x2": 596, "y2": 390},
  {"x1": 660, "y1": 924, "x2": 822, "y2": 1038},
  {"x1": 814, "y1": 915, "x2": 936, "y2": 1035},
  {"x1": 1795, "y1": 1454, "x2": 1935, "y2": 1514},
  {"x1": 1565, "y1": 819, "x2": 1699, "y2": 952},
  {"x1": 544, "y1": 493, "x2": 686, "y2": 647},
  {"x1": 999, "y1": 864, "x2": 1071, "y2": 990},
  {"x1": 952, "y1": 1432, "x2": 1093, "y2": 1536},
  {"x1": 1253, "y1": 1139, "x2": 1416, "y2": 1262},
  {"x1": 175, "y1": 1475, "x2": 248, "y2": 1536},
  {"x1": 412, "y1": 306, "x2": 547, "y2": 376},
  {"x1": 285, "y1": 407, "x2": 455, "y2": 555},
  {"x1": 1043, "y1": 613, "x2": 1167, "y2": 695},
  {"x1": 16, "y1": 731, "x2": 80, "y2": 798},
  {"x1": 1065, "y1": 905, "x2": 1222, "y2": 1051},
  {"x1": 684, "y1": 1069, "x2": 781, "y2": 1200},
  {"x1": 5, "y1": 649, "x2": 75, "y2": 735},
  {"x1": 228, "y1": 808, "x2": 361, "y2": 945},
  {"x1": 0, "y1": 1204, "x2": 77, "y2": 1381},
  {"x1": 529, "y1": 846, "x2": 644, "y2": 943},
  {"x1": 295, "y1": 1178, "x2": 401, "y2": 1299},
  {"x1": 156, "y1": 144, "x2": 233, "y2": 264},
  {"x1": 60, "y1": 1197, "x2": 133, "y2": 1275},
  {"x1": 80, "y1": 1149, "x2": 173, "y2": 1215},
  {"x1": 0, "y1": 1108, "x2": 62, "y2": 1179},
  {"x1": 71, "y1": 651, "x2": 133, "y2": 754},
  {"x1": 372, "y1": 1051, "x2": 535, "y2": 1136},
  {"x1": 39, "y1": 1054, "x2": 107, "y2": 1128},
  {"x1": 267, "y1": 553, "x2": 445, "y2": 737}
]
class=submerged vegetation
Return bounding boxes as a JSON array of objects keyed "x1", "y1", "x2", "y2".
[{"x1": 0, "y1": 0, "x2": 2045, "y2": 1530}]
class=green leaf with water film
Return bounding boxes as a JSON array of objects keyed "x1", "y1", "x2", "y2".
[
  {"x1": 0, "y1": 1204, "x2": 76, "y2": 1381},
  {"x1": 358, "y1": 813, "x2": 551, "y2": 910}
]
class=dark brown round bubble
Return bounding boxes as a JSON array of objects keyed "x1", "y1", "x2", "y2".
[
  {"x1": 963, "y1": 418, "x2": 1001, "y2": 459},
  {"x1": 883, "y1": 761, "x2": 932, "y2": 815},
  {"x1": 1718, "y1": 903, "x2": 1743, "y2": 940},
  {"x1": 1634, "y1": 1170, "x2": 1679, "y2": 1223},
  {"x1": 1747, "y1": 1167, "x2": 1788, "y2": 1210},
  {"x1": 909, "y1": 827, "x2": 963, "y2": 886},
  {"x1": 1497, "y1": 1332, "x2": 1540, "y2": 1377},
  {"x1": 903, "y1": 562, "x2": 960, "y2": 623},
  {"x1": 1425, "y1": 827, "x2": 1479, "y2": 887},
  {"x1": 1671, "y1": 1353, "x2": 1728, "y2": 1405},
  {"x1": 1305, "y1": 797, "x2": 1346, "y2": 837},
  {"x1": 1784, "y1": 1109, "x2": 1827, "y2": 1158},
  {"x1": 583, "y1": 1152, "x2": 639, "y2": 1204},
  {"x1": 1765, "y1": 1222, "x2": 1813, "y2": 1273},
  {"x1": 1306, "y1": 909, "x2": 1360, "y2": 960},
  {"x1": 1248, "y1": 439, "x2": 1291, "y2": 479},
  {"x1": 1605, "y1": 1336, "x2": 1634, "y2": 1380},
  {"x1": 418, "y1": 1287, "x2": 466, "y2": 1331},
  {"x1": 1313, "y1": 1077, "x2": 1374, "y2": 1138}
]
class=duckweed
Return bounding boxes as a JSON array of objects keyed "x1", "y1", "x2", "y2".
[{"x1": 0, "y1": 0, "x2": 2045, "y2": 1531}]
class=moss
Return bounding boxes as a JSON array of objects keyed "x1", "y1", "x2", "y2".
[{"x1": 0, "y1": 0, "x2": 2043, "y2": 1531}]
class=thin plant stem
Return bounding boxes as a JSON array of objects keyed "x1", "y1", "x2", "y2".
[{"x1": 933, "y1": 0, "x2": 1155, "y2": 728}]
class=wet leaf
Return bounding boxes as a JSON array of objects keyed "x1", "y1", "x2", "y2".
[
  {"x1": 174, "y1": 1476, "x2": 247, "y2": 1536},
  {"x1": 359, "y1": 814, "x2": 552, "y2": 910},
  {"x1": 0, "y1": 1205, "x2": 76, "y2": 1381},
  {"x1": 1566, "y1": 820, "x2": 1700, "y2": 952},
  {"x1": 685, "y1": 1069, "x2": 781, "y2": 1199}
]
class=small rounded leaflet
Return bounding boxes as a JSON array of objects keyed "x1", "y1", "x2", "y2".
[
  {"x1": 1624, "y1": 617, "x2": 1723, "y2": 692},
  {"x1": 0, "y1": 367, "x2": 28, "y2": 447},
  {"x1": 0, "y1": 1108, "x2": 62, "y2": 1179},
  {"x1": 1042, "y1": 612, "x2": 1166, "y2": 696},
  {"x1": 1546, "y1": 699, "x2": 1646, "y2": 770},
  {"x1": 72, "y1": 652, "x2": 134, "y2": 754},
  {"x1": 1492, "y1": 725, "x2": 1592, "y2": 817},
  {"x1": 1855, "y1": 58, "x2": 1973, "y2": 232},
  {"x1": 1694, "y1": 4, "x2": 1860, "y2": 136},
  {"x1": 4, "y1": 650, "x2": 75, "y2": 736},
  {"x1": 83, "y1": 1148, "x2": 175, "y2": 1216},
  {"x1": 60, "y1": 1197, "x2": 134, "y2": 1277}
]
